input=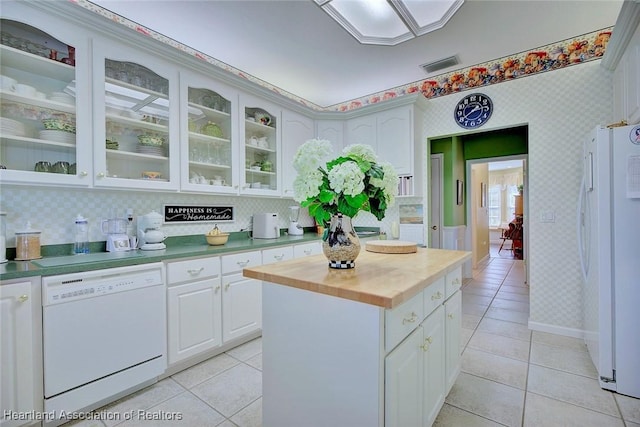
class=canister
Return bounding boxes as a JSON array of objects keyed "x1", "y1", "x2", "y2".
[
  {"x1": 0, "y1": 212, "x2": 7, "y2": 263},
  {"x1": 15, "y1": 222, "x2": 41, "y2": 260}
]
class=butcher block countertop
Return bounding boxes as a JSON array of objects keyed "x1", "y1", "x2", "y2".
[{"x1": 243, "y1": 247, "x2": 471, "y2": 309}]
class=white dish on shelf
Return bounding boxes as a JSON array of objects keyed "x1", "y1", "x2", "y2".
[
  {"x1": 48, "y1": 92, "x2": 74, "y2": 104},
  {"x1": 39, "y1": 130, "x2": 76, "y2": 144},
  {"x1": 1, "y1": 117, "x2": 26, "y2": 135}
]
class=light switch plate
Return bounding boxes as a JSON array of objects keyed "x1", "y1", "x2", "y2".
[{"x1": 540, "y1": 211, "x2": 556, "y2": 223}]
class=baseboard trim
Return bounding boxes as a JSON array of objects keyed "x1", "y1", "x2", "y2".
[{"x1": 528, "y1": 321, "x2": 584, "y2": 339}]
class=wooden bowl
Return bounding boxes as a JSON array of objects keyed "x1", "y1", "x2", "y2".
[{"x1": 205, "y1": 233, "x2": 229, "y2": 246}]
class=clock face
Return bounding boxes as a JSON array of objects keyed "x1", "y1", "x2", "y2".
[{"x1": 454, "y1": 93, "x2": 493, "y2": 129}]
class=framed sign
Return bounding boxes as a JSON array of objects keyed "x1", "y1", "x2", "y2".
[
  {"x1": 456, "y1": 180, "x2": 464, "y2": 205},
  {"x1": 163, "y1": 205, "x2": 234, "y2": 223}
]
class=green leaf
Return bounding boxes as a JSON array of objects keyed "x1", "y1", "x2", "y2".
[
  {"x1": 318, "y1": 189, "x2": 334, "y2": 203},
  {"x1": 369, "y1": 164, "x2": 384, "y2": 179},
  {"x1": 345, "y1": 193, "x2": 367, "y2": 209}
]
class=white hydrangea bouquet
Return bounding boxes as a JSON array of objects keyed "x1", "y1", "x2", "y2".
[{"x1": 292, "y1": 139, "x2": 399, "y2": 226}]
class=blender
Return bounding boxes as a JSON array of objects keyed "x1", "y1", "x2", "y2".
[
  {"x1": 288, "y1": 206, "x2": 303, "y2": 236},
  {"x1": 102, "y1": 216, "x2": 131, "y2": 251}
]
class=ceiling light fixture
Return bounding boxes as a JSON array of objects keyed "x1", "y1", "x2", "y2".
[{"x1": 314, "y1": 0, "x2": 464, "y2": 46}]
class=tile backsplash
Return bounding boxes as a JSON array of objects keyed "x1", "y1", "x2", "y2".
[{"x1": 0, "y1": 186, "x2": 407, "y2": 247}]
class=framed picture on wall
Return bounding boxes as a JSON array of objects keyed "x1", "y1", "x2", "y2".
[
  {"x1": 481, "y1": 182, "x2": 487, "y2": 207},
  {"x1": 457, "y1": 180, "x2": 463, "y2": 205}
]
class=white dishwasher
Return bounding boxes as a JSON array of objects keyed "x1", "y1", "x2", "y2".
[{"x1": 42, "y1": 263, "x2": 166, "y2": 423}]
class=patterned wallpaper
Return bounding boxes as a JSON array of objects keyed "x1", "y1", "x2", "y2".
[
  {"x1": 0, "y1": 187, "x2": 400, "y2": 246},
  {"x1": 422, "y1": 60, "x2": 613, "y2": 332}
]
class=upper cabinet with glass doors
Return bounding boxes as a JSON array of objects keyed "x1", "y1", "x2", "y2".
[
  {"x1": 0, "y1": 15, "x2": 91, "y2": 187},
  {"x1": 180, "y1": 71, "x2": 238, "y2": 194},
  {"x1": 239, "y1": 95, "x2": 280, "y2": 195},
  {"x1": 92, "y1": 38, "x2": 179, "y2": 190}
]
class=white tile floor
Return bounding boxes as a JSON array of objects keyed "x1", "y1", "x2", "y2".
[{"x1": 66, "y1": 244, "x2": 640, "y2": 427}]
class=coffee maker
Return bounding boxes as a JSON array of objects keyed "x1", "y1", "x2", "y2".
[
  {"x1": 288, "y1": 206, "x2": 303, "y2": 236},
  {"x1": 137, "y1": 210, "x2": 167, "y2": 250}
]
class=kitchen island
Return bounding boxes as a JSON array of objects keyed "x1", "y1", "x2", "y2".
[{"x1": 243, "y1": 247, "x2": 471, "y2": 427}]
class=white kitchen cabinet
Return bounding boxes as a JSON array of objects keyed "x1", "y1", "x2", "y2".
[
  {"x1": 0, "y1": 278, "x2": 43, "y2": 427},
  {"x1": 239, "y1": 94, "x2": 280, "y2": 195},
  {"x1": 166, "y1": 256, "x2": 222, "y2": 365},
  {"x1": 346, "y1": 114, "x2": 377, "y2": 148},
  {"x1": 180, "y1": 70, "x2": 239, "y2": 194},
  {"x1": 316, "y1": 120, "x2": 344, "y2": 150},
  {"x1": 91, "y1": 37, "x2": 180, "y2": 190},
  {"x1": 281, "y1": 109, "x2": 314, "y2": 198},
  {"x1": 422, "y1": 306, "x2": 446, "y2": 426},
  {"x1": 385, "y1": 327, "x2": 423, "y2": 427},
  {"x1": 221, "y1": 251, "x2": 262, "y2": 342},
  {"x1": 344, "y1": 103, "x2": 425, "y2": 197},
  {"x1": 260, "y1": 257, "x2": 463, "y2": 427},
  {"x1": 262, "y1": 245, "x2": 294, "y2": 265},
  {"x1": 613, "y1": 23, "x2": 640, "y2": 125},
  {"x1": 444, "y1": 289, "x2": 462, "y2": 393},
  {"x1": 293, "y1": 241, "x2": 323, "y2": 258},
  {"x1": 0, "y1": 12, "x2": 92, "y2": 187}
]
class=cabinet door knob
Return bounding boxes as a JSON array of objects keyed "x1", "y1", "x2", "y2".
[
  {"x1": 402, "y1": 311, "x2": 418, "y2": 324},
  {"x1": 97, "y1": 172, "x2": 105, "y2": 178},
  {"x1": 448, "y1": 313, "x2": 454, "y2": 319},
  {"x1": 224, "y1": 284, "x2": 230, "y2": 291},
  {"x1": 80, "y1": 171, "x2": 88, "y2": 177},
  {"x1": 303, "y1": 249, "x2": 312, "y2": 255},
  {"x1": 274, "y1": 254, "x2": 284, "y2": 261},
  {"x1": 237, "y1": 260, "x2": 249, "y2": 267},
  {"x1": 431, "y1": 291, "x2": 443, "y2": 300},
  {"x1": 453, "y1": 278, "x2": 460, "y2": 285},
  {"x1": 18, "y1": 294, "x2": 28, "y2": 303},
  {"x1": 215, "y1": 285, "x2": 221, "y2": 293}
]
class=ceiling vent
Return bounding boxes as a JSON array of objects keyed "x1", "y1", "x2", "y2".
[{"x1": 420, "y1": 55, "x2": 459, "y2": 74}]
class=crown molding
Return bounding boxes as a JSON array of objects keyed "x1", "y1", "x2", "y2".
[{"x1": 601, "y1": 0, "x2": 640, "y2": 70}]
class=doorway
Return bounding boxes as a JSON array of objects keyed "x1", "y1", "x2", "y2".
[
  {"x1": 465, "y1": 155, "x2": 528, "y2": 281},
  {"x1": 468, "y1": 158, "x2": 525, "y2": 261}
]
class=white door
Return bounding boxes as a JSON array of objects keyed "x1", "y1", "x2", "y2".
[
  {"x1": 422, "y1": 306, "x2": 445, "y2": 427},
  {"x1": 385, "y1": 327, "x2": 423, "y2": 427},
  {"x1": 167, "y1": 278, "x2": 222, "y2": 364},
  {"x1": 430, "y1": 154, "x2": 443, "y2": 248},
  {"x1": 222, "y1": 273, "x2": 262, "y2": 342},
  {"x1": 0, "y1": 281, "x2": 37, "y2": 427}
]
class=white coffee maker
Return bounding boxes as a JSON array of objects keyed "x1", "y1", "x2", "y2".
[
  {"x1": 288, "y1": 206, "x2": 303, "y2": 236},
  {"x1": 137, "y1": 210, "x2": 167, "y2": 250}
]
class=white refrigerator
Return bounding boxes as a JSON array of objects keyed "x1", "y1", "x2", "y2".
[{"x1": 579, "y1": 124, "x2": 640, "y2": 398}]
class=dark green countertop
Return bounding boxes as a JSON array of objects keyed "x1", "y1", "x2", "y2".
[
  {"x1": 0, "y1": 232, "x2": 323, "y2": 281},
  {"x1": 0, "y1": 227, "x2": 381, "y2": 281}
]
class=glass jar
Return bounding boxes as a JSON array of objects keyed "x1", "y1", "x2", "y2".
[
  {"x1": 0, "y1": 212, "x2": 6, "y2": 263},
  {"x1": 15, "y1": 222, "x2": 41, "y2": 261}
]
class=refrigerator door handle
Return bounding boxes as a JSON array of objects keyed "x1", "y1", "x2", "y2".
[{"x1": 577, "y1": 174, "x2": 588, "y2": 282}]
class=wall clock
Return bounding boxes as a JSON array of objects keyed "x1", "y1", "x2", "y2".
[{"x1": 454, "y1": 93, "x2": 493, "y2": 129}]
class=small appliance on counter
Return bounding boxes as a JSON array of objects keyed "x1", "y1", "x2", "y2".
[
  {"x1": 288, "y1": 206, "x2": 303, "y2": 236},
  {"x1": 137, "y1": 210, "x2": 167, "y2": 250},
  {"x1": 102, "y1": 216, "x2": 131, "y2": 252},
  {"x1": 253, "y1": 213, "x2": 279, "y2": 239}
]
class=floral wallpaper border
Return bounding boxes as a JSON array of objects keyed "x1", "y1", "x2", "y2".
[{"x1": 74, "y1": 0, "x2": 612, "y2": 113}]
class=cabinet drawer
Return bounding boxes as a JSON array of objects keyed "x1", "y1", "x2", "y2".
[
  {"x1": 293, "y1": 241, "x2": 322, "y2": 258},
  {"x1": 167, "y1": 256, "x2": 220, "y2": 285},
  {"x1": 423, "y1": 276, "x2": 445, "y2": 317},
  {"x1": 385, "y1": 291, "x2": 424, "y2": 353},
  {"x1": 445, "y1": 267, "x2": 462, "y2": 300},
  {"x1": 221, "y1": 251, "x2": 262, "y2": 274},
  {"x1": 262, "y1": 246, "x2": 294, "y2": 265}
]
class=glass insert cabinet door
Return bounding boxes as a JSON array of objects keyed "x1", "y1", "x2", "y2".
[
  {"x1": 0, "y1": 18, "x2": 90, "y2": 186},
  {"x1": 240, "y1": 96, "x2": 280, "y2": 194},
  {"x1": 180, "y1": 71, "x2": 237, "y2": 194},
  {"x1": 92, "y1": 39, "x2": 179, "y2": 190}
]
